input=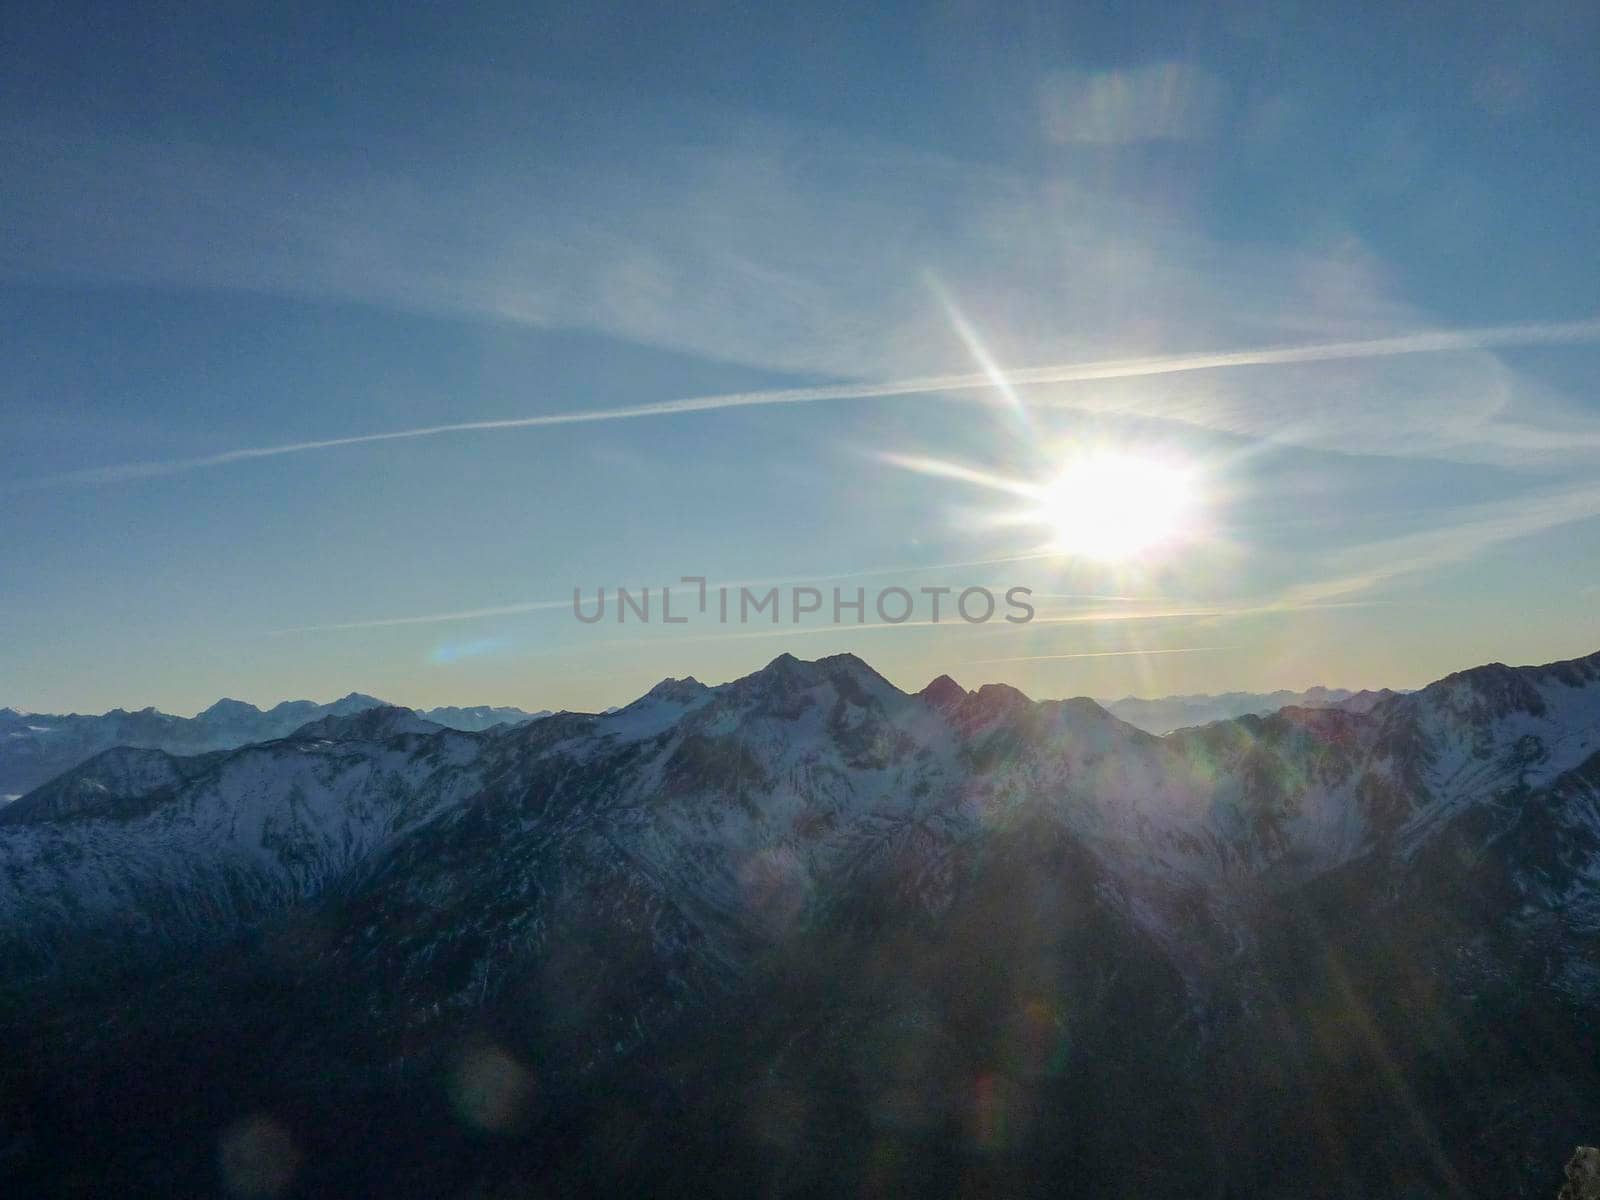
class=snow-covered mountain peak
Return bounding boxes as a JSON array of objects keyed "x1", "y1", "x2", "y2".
[
  {"x1": 641, "y1": 676, "x2": 709, "y2": 704},
  {"x1": 197, "y1": 697, "x2": 263, "y2": 721},
  {"x1": 1537, "y1": 647, "x2": 1600, "y2": 688},
  {"x1": 289, "y1": 706, "x2": 445, "y2": 742},
  {"x1": 955, "y1": 681, "x2": 1030, "y2": 721},
  {"x1": 326, "y1": 691, "x2": 389, "y2": 716},
  {"x1": 740, "y1": 650, "x2": 859, "y2": 686},
  {"x1": 1422, "y1": 661, "x2": 1550, "y2": 724},
  {"x1": 602, "y1": 677, "x2": 715, "y2": 743},
  {"x1": 918, "y1": 674, "x2": 968, "y2": 709},
  {"x1": 971, "y1": 680, "x2": 1030, "y2": 704},
  {"x1": 0, "y1": 746, "x2": 203, "y2": 826},
  {"x1": 1335, "y1": 688, "x2": 1398, "y2": 715},
  {"x1": 3, "y1": 648, "x2": 1599, "y2": 1197},
  {"x1": 726, "y1": 651, "x2": 904, "y2": 711},
  {"x1": 1398, "y1": 650, "x2": 1600, "y2": 763},
  {"x1": 1043, "y1": 695, "x2": 1124, "y2": 726},
  {"x1": 414, "y1": 704, "x2": 547, "y2": 731}
]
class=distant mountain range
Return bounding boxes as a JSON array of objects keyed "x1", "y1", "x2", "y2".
[
  {"x1": 1, "y1": 649, "x2": 1597, "y2": 1196},
  {"x1": 0, "y1": 695, "x2": 548, "y2": 797},
  {"x1": 0, "y1": 684, "x2": 1398, "y2": 800},
  {"x1": 1098, "y1": 684, "x2": 1399, "y2": 734}
]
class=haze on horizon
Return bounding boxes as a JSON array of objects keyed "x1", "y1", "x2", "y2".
[{"x1": 4, "y1": 2, "x2": 1599, "y2": 717}]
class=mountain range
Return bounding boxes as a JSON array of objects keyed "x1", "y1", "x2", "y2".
[
  {"x1": 0, "y1": 683, "x2": 1398, "y2": 803},
  {"x1": 2, "y1": 648, "x2": 1597, "y2": 1197},
  {"x1": 1098, "y1": 684, "x2": 1400, "y2": 735},
  {"x1": 0, "y1": 695, "x2": 548, "y2": 799}
]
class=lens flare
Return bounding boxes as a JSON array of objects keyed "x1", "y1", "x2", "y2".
[{"x1": 1029, "y1": 452, "x2": 1197, "y2": 561}]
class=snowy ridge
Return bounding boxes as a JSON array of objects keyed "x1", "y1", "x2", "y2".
[
  {"x1": 1, "y1": 647, "x2": 1599, "y2": 1200},
  {"x1": 1, "y1": 647, "x2": 1598, "y2": 1037},
  {"x1": 0, "y1": 693, "x2": 549, "y2": 796},
  {"x1": 0, "y1": 720, "x2": 495, "y2": 965}
]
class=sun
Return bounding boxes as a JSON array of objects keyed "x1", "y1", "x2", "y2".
[{"x1": 1029, "y1": 451, "x2": 1198, "y2": 561}]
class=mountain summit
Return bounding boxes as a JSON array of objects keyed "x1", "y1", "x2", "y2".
[
  {"x1": 1, "y1": 647, "x2": 1598, "y2": 1196},
  {"x1": 918, "y1": 673, "x2": 968, "y2": 708}
]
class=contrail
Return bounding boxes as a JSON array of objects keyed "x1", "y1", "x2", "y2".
[
  {"x1": 18, "y1": 315, "x2": 1600, "y2": 489},
  {"x1": 263, "y1": 599, "x2": 572, "y2": 635}
]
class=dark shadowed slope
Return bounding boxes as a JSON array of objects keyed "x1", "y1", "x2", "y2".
[{"x1": 1, "y1": 649, "x2": 1598, "y2": 1197}]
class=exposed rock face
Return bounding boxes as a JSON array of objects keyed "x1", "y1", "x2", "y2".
[
  {"x1": 917, "y1": 673, "x2": 968, "y2": 710},
  {"x1": 1, "y1": 648, "x2": 1598, "y2": 1197},
  {"x1": 1560, "y1": 1148, "x2": 1600, "y2": 1200}
]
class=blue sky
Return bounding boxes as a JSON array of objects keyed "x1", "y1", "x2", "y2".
[{"x1": 4, "y1": 1, "x2": 1600, "y2": 715}]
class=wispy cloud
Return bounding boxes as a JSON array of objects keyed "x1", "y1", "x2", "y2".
[
  {"x1": 264, "y1": 600, "x2": 571, "y2": 635},
  {"x1": 9, "y1": 82, "x2": 1600, "y2": 490},
  {"x1": 15, "y1": 315, "x2": 1600, "y2": 492},
  {"x1": 1276, "y1": 480, "x2": 1600, "y2": 605},
  {"x1": 1039, "y1": 62, "x2": 1227, "y2": 144},
  {"x1": 259, "y1": 556, "x2": 1143, "y2": 636}
]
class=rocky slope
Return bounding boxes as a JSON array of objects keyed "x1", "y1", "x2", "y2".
[
  {"x1": 1, "y1": 648, "x2": 1597, "y2": 1197},
  {"x1": 0, "y1": 695, "x2": 547, "y2": 797}
]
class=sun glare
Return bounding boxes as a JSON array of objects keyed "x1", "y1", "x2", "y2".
[{"x1": 1031, "y1": 452, "x2": 1197, "y2": 561}]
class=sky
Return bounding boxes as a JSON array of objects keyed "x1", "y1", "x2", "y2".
[{"x1": 4, "y1": 1, "x2": 1600, "y2": 716}]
